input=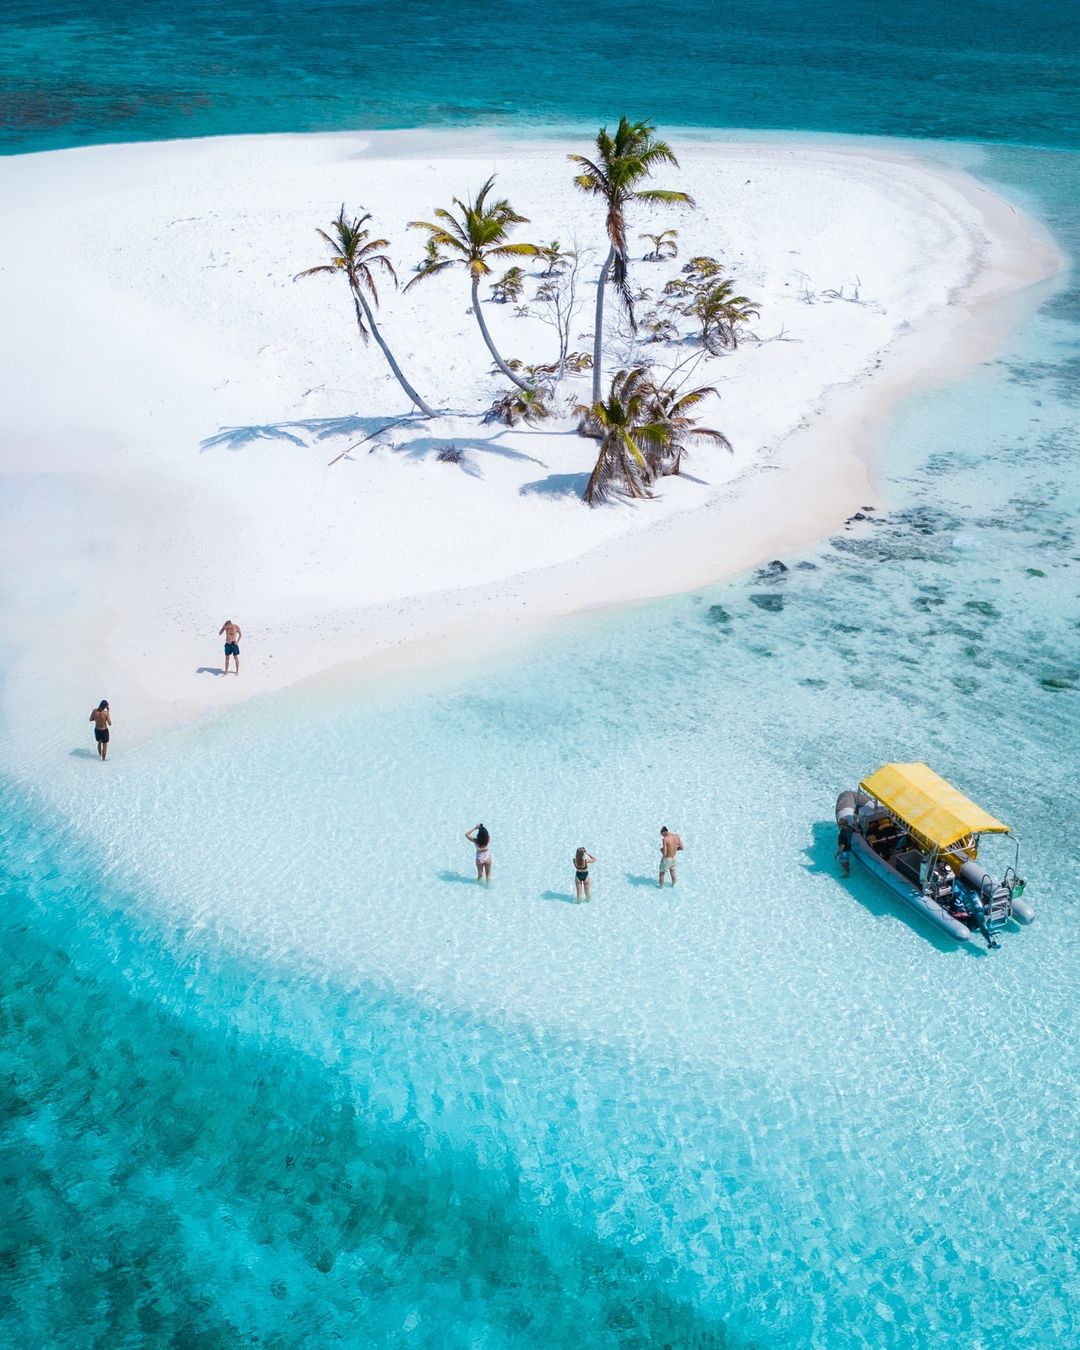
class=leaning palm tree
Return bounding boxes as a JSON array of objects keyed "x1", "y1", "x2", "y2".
[
  {"x1": 570, "y1": 118, "x2": 694, "y2": 404},
  {"x1": 574, "y1": 367, "x2": 669, "y2": 507},
  {"x1": 406, "y1": 176, "x2": 539, "y2": 391},
  {"x1": 645, "y1": 380, "x2": 732, "y2": 476},
  {"x1": 295, "y1": 205, "x2": 435, "y2": 417}
]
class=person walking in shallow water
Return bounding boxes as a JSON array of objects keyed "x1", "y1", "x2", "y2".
[
  {"x1": 658, "y1": 825, "x2": 683, "y2": 887},
  {"x1": 89, "y1": 700, "x2": 111, "y2": 760},
  {"x1": 466, "y1": 824, "x2": 492, "y2": 885},
  {"x1": 573, "y1": 846, "x2": 597, "y2": 902},
  {"x1": 218, "y1": 618, "x2": 242, "y2": 675}
]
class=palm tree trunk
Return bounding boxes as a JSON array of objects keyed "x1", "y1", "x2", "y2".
[
  {"x1": 470, "y1": 276, "x2": 531, "y2": 391},
  {"x1": 591, "y1": 245, "x2": 615, "y2": 405},
  {"x1": 353, "y1": 288, "x2": 436, "y2": 418}
]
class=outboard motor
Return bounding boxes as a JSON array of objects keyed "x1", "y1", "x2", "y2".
[{"x1": 956, "y1": 860, "x2": 1007, "y2": 949}]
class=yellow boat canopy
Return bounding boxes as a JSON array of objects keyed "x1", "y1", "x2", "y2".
[{"x1": 859, "y1": 762, "x2": 1010, "y2": 851}]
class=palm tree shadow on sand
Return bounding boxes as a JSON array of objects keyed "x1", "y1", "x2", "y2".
[
  {"x1": 391, "y1": 434, "x2": 544, "y2": 477},
  {"x1": 519, "y1": 471, "x2": 590, "y2": 498},
  {"x1": 200, "y1": 414, "x2": 410, "y2": 454}
]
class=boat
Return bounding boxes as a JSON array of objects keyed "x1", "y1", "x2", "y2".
[{"x1": 835, "y1": 762, "x2": 1034, "y2": 948}]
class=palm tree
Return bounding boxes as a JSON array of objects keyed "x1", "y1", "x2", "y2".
[
  {"x1": 574, "y1": 367, "x2": 669, "y2": 507},
  {"x1": 491, "y1": 266, "x2": 526, "y2": 304},
  {"x1": 536, "y1": 239, "x2": 573, "y2": 276},
  {"x1": 406, "y1": 176, "x2": 539, "y2": 391},
  {"x1": 570, "y1": 118, "x2": 694, "y2": 404},
  {"x1": 641, "y1": 228, "x2": 679, "y2": 262},
  {"x1": 295, "y1": 205, "x2": 435, "y2": 418},
  {"x1": 644, "y1": 380, "x2": 732, "y2": 476},
  {"x1": 683, "y1": 280, "x2": 760, "y2": 353},
  {"x1": 483, "y1": 384, "x2": 553, "y2": 427}
]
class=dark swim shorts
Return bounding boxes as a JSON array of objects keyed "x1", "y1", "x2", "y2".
[
  {"x1": 95, "y1": 728, "x2": 109, "y2": 743},
  {"x1": 224, "y1": 642, "x2": 240, "y2": 656}
]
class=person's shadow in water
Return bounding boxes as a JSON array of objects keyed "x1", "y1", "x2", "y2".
[
  {"x1": 69, "y1": 748, "x2": 98, "y2": 759},
  {"x1": 624, "y1": 872, "x2": 660, "y2": 888},
  {"x1": 540, "y1": 889, "x2": 578, "y2": 904},
  {"x1": 437, "y1": 870, "x2": 479, "y2": 886},
  {"x1": 196, "y1": 666, "x2": 226, "y2": 676}
]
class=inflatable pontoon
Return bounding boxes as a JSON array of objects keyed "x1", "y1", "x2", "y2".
[{"x1": 836, "y1": 762, "x2": 1034, "y2": 949}]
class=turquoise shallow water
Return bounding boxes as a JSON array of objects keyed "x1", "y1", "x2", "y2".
[
  {"x1": 3, "y1": 5, "x2": 1080, "y2": 1344},
  {"x1": 4, "y1": 139, "x2": 1079, "y2": 1346},
  {"x1": 2, "y1": 789, "x2": 745, "y2": 1347}
]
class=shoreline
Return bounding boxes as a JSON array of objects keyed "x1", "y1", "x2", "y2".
[{"x1": 0, "y1": 128, "x2": 1062, "y2": 775}]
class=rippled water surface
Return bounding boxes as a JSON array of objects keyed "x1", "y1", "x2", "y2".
[
  {"x1": 6, "y1": 147, "x2": 1079, "y2": 1347},
  {"x1": 2, "y1": 1, "x2": 1080, "y2": 153},
  {"x1": 2, "y1": 12, "x2": 1080, "y2": 1346}
]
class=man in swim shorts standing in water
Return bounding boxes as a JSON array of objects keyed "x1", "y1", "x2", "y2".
[
  {"x1": 89, "y1": 700, "x2": 111, "y2": 760},
  {"x1": 218, "y1": 618, "x2": 242, "y2": 675},
  {"x1": 836, "y1": 817, "x2": 855, "y2": 877},
  {"x1": 658, "y1": 826, "x2": 683, "y2": 888}
]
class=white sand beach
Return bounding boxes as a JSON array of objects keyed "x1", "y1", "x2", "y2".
[{"x1": 0, "y1": 129, "x2": 1058, "y2": 774}]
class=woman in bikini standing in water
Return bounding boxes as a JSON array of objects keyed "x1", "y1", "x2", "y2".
[
  {"x1": 466, "y1": 823, "x2": 492, "y2": 885},
  {"x1": 573, "y1": 846, "x2": 597, "y2": 902},
  {"x1": 89, "y1": 699, "x2": 111, "y2": 760}
]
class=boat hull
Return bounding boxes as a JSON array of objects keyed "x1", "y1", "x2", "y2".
[{"x1": 849, "y1": 834, "x2": 973, "y2": 942}]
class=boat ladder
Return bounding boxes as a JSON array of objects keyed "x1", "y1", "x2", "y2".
[{"x1": 982, "y1": 879, "x2": 1012, "y2": 932}]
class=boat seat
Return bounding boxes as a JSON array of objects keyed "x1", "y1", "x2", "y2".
[{"x1": 893, "y1": 849, "x2": 923, "y2": 885}]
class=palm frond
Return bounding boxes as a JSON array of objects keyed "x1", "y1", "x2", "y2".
[
  {"x1": 354, "y1": 236, "x2": 393, "y2": 257},
  {"x1": 633, "y1": 188, "x2": 696, "y2": 208},
  {"x1": 684, "y1": 427, "x2": 733, "y2": 449},
  {"x1": 608, "y1": 249, "x2": 637, "y2": 330},
  {"x1": 584, "y1": 447, "x2": 618, "y2": 506},
  {"x1": 368, "y1": 253, "x2": 398, "y2": 283},
  {"x1": 569, "y1": 155, "x2": 610, "y2": 195},
  {"x1": 351, "y1": 295, "x2": 370, "y2": 344},
  {"x1": 402, "y1": 258, "x2": 455, "y2": 292},
  {"x1": 664, "y1": 384, "x2": 719, "y2": 414},
  {"x1": 358, "y1": 268, "x2": 380, "y2": 308},
  {"x1": 636, "y1": 139, "x2": 680, "y2": 170},
  {"x1": 490, "y1": 242, "x2": 542, "y2": 258}
]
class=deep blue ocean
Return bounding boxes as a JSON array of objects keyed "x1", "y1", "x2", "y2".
[
  {"x1": 2, "y1": 5, "x2": 1079, "y2": 1347},
  {"x1": 2, "y1": 0, "x2": 1080, "y2": 154}
]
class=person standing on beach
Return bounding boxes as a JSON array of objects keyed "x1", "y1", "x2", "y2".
[
  {"x1": 89, "y1": 700, "x2": 111, "y2": 760},
  {"x1": 573, "y1": 846, "x2": 597, "y2": 902},
  {"x1": 658, "y1": 826, "x2": 683, "y2": 888},
  {"x1": 466, "y1": 824, "x2": 492, "y2": 885},
  {"x1": 219, "y1": 618, "x2": 242, "y2": 675}
]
